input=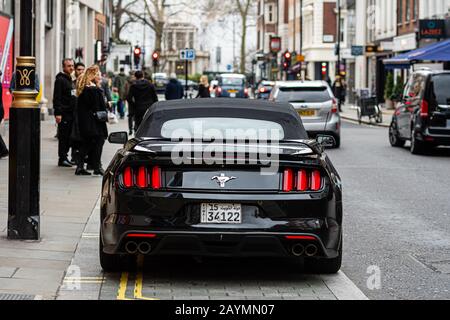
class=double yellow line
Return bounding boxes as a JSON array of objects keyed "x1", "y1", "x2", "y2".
[{"x1": 117, "y1": 256, "x2": 159, "y2": 300}]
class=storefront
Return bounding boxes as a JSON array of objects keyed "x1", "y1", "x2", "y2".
[{"x1": 0, "y1": 0, "x2": 14, "y2": 119}]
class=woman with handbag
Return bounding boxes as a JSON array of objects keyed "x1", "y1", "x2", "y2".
[{"x1": 75, "y1": 65, "x2": 108, "y2": 176}]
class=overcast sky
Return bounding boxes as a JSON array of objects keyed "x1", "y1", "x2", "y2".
[{"x1": 121, "y1": 2, "x2": 257, "y2": 73}]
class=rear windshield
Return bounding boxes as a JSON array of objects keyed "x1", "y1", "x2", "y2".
[
  {"x1": 276, "y1": 87, "x2": 332, "y2": 103},
  {"x1": 161, "y1": 118, "x2": 285, "y2": 140},
  {"x1": 431, "y1": 75, "x2": 450, "y2": 105},
  {"x1": 220, "y1": 77, "x2": 245, "y2": 86}
]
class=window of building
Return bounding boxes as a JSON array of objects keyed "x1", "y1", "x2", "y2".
[
  {"x1": 189, "y1": 32, "x2": 194, "y2": 48},
  {"x1": 413, "y1": 0, "x2": 418, "y2": 21},
  {"x1": 406, "y1": 0, "x2": 411, "y2": 22},
  {"x1": 176, "y1": 32, "x2": 185, "y2": 50},
  {"x1": 167, "y1": 32, "x2": 173, "y2": 50},
  {"x1": 267, "y1": 4, "x2": 274, "y2": 23},
  {"x1": 397, "y1": 0, "x2": 403, "y2": 25},
  {"x1": 46, "y1": 0, "x2": 54, "y2": 28}
]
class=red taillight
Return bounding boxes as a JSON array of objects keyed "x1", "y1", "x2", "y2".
[
  {"x1": 311, "y1": 170, "x2": 322, "y2": 191},
  {"x1": 123, "y1": 167, "x2": 133, "y2": 188},
  {"x1": 297, "y1": 170, "x2": 309, "y2": 191},
  {"x1": 283, "y1": 169, "x2": 295, "y2": 192},
  {"x1": 285, "y1": 235, "x2": 317, "y2": 241},
  {"x1": 126, "y1": 233, "x2": 157, "y2": 239},
  {"x1": 217, "y1": 87, "x2": 222, "y2": 94},
  {"x1": 283, "y1": 169, "x2": 322, "y2": 192},
  {"x1": 244, "y1": 88, "x2": 249, "y2": 96},
  {"x1": 137, "y1": 166, "x2": 148, "y2": 188},
  {"x1": 122, "y1": 166, "x2": 162, "y2": 189},
  {"x1": 151, "y1": 166, "x2": 162, "y2": 189},
  {"x1": 332, "y1": 98, "x2": 338, "y2": 114},
  {"x1": 260, "y1": 87, "x2": 266, "y2": 93},
  {"x1": 420, "y1": 100, "x2": 429, "y2": 118}
]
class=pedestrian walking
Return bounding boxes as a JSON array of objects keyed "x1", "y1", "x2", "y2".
[
  {"x1": 196, "y1": 75, "x2": 211, "y2": 98},
  {"x1": 113, "y1": 68, "x2": 127, "y2": 119},
  {"x1": 126, "y1": 70, "x2": 158, "y2": 131},
  {"x1": 0, "y1": 72, "x2": 9, "y2": 159},
  {"x1": 165, "y1": 73, "x2": 184, "y2": 100},
  {"x1": 53, "y1": 58, "x2": 77, "y2": 167},
  {"x1": 75, "y1": 65, "x2": 108, "y2": 176},
  {"x1": 125, "y1": 71, "x2": 136, "y2": 135}
]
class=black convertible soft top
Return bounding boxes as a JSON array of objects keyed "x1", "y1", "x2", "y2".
[{"x1": 136, "y1": 98, "x2": 308, "y2": 140}]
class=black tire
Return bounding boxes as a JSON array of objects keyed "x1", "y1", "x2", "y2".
[
  {"x1": 99, "y1": 233, "x2": 136, "y2": 272},
  {"x1": 410, "y1": 128, "x2": 426, "y2": 155},
  {"x1": 334, "y1": 135, "x2": 341, "y2": 149},
  {"x1": 305, "y1": 239, "x2": 343, "y2": 274},
  {"x1": 389, "y1": 123, "x2": 405, "y2": 147}
]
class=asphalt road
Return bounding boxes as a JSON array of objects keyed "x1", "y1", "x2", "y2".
[{"x1": 326, "y1": 121, "x2": 450, "y2": 300}]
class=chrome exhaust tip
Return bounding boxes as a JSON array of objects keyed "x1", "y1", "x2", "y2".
[
  {"x1": 125, "y1": 241, "x2": 138, "y2": 254},
  {"x1": 291, "y1": 244, "x2": 305, "y2": 257},
  {"x1": 305, "y1": 244, "x2": 318, "y2": 257},
  {"x1": 138, "y1": 242, "x2": 152, "y2": 255}
]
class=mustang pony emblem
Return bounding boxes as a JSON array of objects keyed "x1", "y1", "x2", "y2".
[{"x1": 212, "y1": 174, "x2": 237, "y2": 188}]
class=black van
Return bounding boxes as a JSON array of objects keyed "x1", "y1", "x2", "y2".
[{"x1": 389, "y1": 69, "x2": 450, "y2": 154}]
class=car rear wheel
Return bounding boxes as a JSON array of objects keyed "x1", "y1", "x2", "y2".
[
  {"x1": 389, "y1": 123, "x2": 405, "y2": 147},
  {"x1": 99, "y1": 233, "x2": 136, "y2": 272},
  {"x1": 333, "y1": 135, "x2": 341, "y2": 149},
  {"x1": 305, "y1": 238, "x2": 342, "y2": 274},
  {"x1": 410, "y1": 128, "x2": 426, "y2": 155}
]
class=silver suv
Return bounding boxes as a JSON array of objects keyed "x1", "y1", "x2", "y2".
[{"x1": 270, "y1": 81, "x2": 341, "y2": 148}]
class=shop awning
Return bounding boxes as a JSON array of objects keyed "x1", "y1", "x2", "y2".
[{"x1": 383, "y1": 39, "x2": 450, "y2": 69}]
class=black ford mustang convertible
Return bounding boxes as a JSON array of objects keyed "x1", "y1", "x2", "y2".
[{"x1": 100, "y1": 99, "x2": 343, "y2": 273}]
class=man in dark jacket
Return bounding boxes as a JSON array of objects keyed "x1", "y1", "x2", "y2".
[
  {"x1": 113, "y1": 68, "x2": 127, "y2": 119},
  {"x1": 127, "y1": 71, "x2": 158, "y2": 130},
  {"x1": 0, "y1": 73, "x2": 9, "y2": 159},
  {"x1": 165, "y1": 73, "x2": 184, "y2": 100},
  {"x1": 53, "y1": 58, "x2": 76, "y2": 167}
]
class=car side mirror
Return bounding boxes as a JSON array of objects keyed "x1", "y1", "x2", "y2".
[
  {"x1": 108, "y1": 132, "x2": 128, "y2": 145},
  {"x1": 316, "y1": 135, "x2": 336, "y2": 148}
]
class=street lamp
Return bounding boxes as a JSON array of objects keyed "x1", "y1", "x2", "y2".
[{"x1": 8, "y1": 0, "x2": 40, "y2": 240}]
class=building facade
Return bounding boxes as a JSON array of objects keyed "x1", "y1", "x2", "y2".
[{"x1": 162, "y1": 22, "x2": 210, "y2": 76}]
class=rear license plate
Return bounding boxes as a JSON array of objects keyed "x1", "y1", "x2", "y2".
[
  {"x1": 447, "y1": 119, "x2": 450, "y2": 128},
  {"x1": 298, "y1": 110, "x2": 316, "y2": 117},
  {"x1": 201, "y1": 203, "x2": 242, "y2": 224}
]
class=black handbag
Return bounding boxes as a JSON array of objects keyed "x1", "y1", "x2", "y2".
[{"x1": 94, "y1": 111, "x2": 108, "y2": 123}]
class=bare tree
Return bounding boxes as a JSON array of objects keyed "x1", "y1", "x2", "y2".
[
  {"x1": 112, "y1": 0, "x2": 139, "y2": 42},
  {"x1": 235, "y1": 0, "x2": 257, "y2": 74}
]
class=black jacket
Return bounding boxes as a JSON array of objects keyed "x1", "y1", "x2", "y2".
[
  {"x1": 165, "y1": 79, "x2": 184, "y2": 100},
  {"x1": 196, "y1": 84, "x2": 211, "y2": 98},
  {"x1": 77, "y1": 86, "x2": 108, "y2": 139},
  {"x1": 53, "y1": 72, "x2": 77, "y2": 117},
  {"x1": 0, "y1": 85, "x2": 4, "y2": 122},
  {"x1": 126, "y1": 79, "x2": 158, "y2": 116}
]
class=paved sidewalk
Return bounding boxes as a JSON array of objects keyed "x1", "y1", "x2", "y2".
[
  {"x1": 340, "y1": 104, "x2": 394, "y2": 128},
  {"x1": 0, "y1": 119, "x2": 127, "y2": 300}
]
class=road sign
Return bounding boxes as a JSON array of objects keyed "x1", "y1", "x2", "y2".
[
  {"x1": 226, "y1": 64, "x2": 232, "y2": 71},
  {"x1": 180, "y1": 49, "x2": 196, "y2": 61}
]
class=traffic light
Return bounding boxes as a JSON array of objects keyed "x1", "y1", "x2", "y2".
[
  {"x1": 134, "y1": 46, "x2": 142, "y2": 66},
  {"x1": 152, "y1": 51, "x2": 160, "y2": 68},
  {"x1": 321, "y1": 62, "x2": 329, "y2": 80},
  {"x1": 282, "y1": 51, "x2": 292, "y2": 71}
]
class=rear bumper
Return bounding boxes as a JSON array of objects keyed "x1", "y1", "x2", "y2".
[
  {"x1": 101, "y1": 189, "x2": 343, "y2": 259},
  {"x1": 303, "y1": 114, "x2": 341, "y2": 138},
  {"x1": 421, "y1": 128, "x2": 450, "y2": 145}
]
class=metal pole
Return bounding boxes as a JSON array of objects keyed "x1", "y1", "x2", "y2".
[
  {"x1": 300, "y1": 0, "x2": 303, "y2": 56},
  {"x1": 337, "y1": 0, "x2": 342, "y2": 111},
  {"x1": 8, "y1": 0, "x2": 40, "y2": 240},
  {"x1": 185, "y1": 58, "x2": 188, "y2": 99}
]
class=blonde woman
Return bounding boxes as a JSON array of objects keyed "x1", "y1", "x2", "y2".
[
  {"x1": 75, "y1": 65, "x2": 108, "y2": 176},
  {"x1": 196, "y1": 75, "x2": 211, "y2": 98}
]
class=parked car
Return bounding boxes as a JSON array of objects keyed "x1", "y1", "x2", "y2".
[
  {"x1": 152, "y1": 73, "x2": 169, "y2": 93},
  {"x1": 389, "y1": 69, "x2": 450, "y2": 154},
  {"x1": 256, "y1": 81, "x2": 276, "y2": 100},
  {"x1": 101, "y1": 98, "x2": 343, "y2": 274},
  {"x1": 270, "y1": 81, "x2": 341, "y2": 148},
  {"x1": 216, "y1": 74, "x2": 249, "y2": 98}
]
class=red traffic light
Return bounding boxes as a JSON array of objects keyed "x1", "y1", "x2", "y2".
[
  {"x1": 134, "y1": 48, "x2": 141, "y2": 55},
  {"x1": 284, "y1": 52, "x2": 291, "y2": 60},
  {"x1": 152, "y1": 52, "x2": 159, "y2": 60}
]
